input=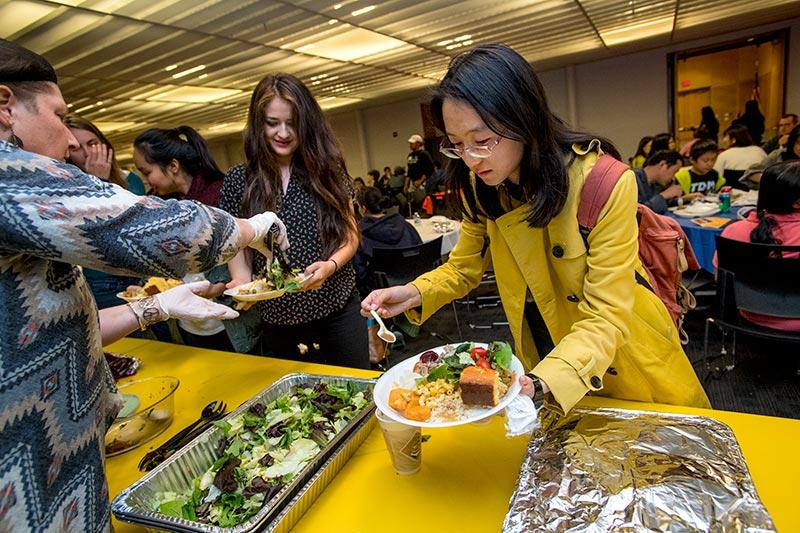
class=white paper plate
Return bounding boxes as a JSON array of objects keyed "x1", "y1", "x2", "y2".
[
  {"x1": 223, "y1": 274, "x2": 308, "y2": 302},
  {"x1": 672, "y1": 203, "x2": 720, "y2": 218},
  {"x1": 374, "y1": 343, "x2": 524, "y2": 428}
]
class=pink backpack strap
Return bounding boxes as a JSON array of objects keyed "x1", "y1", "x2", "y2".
[{"x1": 577, "y1": 154, "x2": 630, "y2": 232}]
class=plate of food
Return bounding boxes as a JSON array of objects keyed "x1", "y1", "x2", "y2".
[
  {"x1": 224, "y1": 258, "x2": 307, "y2": 302},
  {"x1": 117, "y1": 277, "x2": 183, "y2": 302},
  {"x1": 671, "y1": 202, "x2": 720, "y2": 218},
  {"x1": 374, "y1": 341, "x2": 523, "y2": 428}
]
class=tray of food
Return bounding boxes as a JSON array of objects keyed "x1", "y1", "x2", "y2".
[
  {"x1": 374, "y1": 341, "x2": 523, "y2": 428},
  {"x1": 111, "y1": 374, "x2": 375, "y2": 532},
  {"x1": 224, "y1": 259, "x2": 307, "y2": 302}
]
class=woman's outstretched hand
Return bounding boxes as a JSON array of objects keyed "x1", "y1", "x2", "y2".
[{"x1": 360, "y1": 284, "x2": 422, "y2": 318}]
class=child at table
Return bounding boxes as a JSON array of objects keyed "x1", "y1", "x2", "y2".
[
  {"x1": 713, "y1": 160, "x2": 800, "y2": 331},
  {"x1": 675, "y1": 140, "x2": 725, "y2": 197}
]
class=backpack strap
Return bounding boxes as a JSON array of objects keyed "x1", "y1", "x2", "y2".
[
  {"x1": 577, "y1": 155, "x2": 655, "y2": 295},
  {"x1": 577, "y1": 154, "x2": 630, "y2": 234}
]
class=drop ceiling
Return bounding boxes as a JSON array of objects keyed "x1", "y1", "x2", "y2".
[{"x1": 4, "y1": 0, "x2": 800, "y2": 159}]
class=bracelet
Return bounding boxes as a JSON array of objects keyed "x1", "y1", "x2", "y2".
[
  {"x1": 127, "y1": 296, "x2": 168, "y2": 331},
  {"x1": 329, "y1": 258, "x2": 339, "y2": 272}
]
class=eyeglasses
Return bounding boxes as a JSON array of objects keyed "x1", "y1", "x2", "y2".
[{"x1": 439, "y1": 136, "x2": 501, "y2": 160}]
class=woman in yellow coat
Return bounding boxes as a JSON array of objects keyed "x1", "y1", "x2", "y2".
[{"x1": 361, "y1": 44, "x2": 710, "y2": 415}]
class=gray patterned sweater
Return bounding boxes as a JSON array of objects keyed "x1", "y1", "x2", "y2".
[{"x1": 0, "y1": 140, "x2": 241, "y2": 531}]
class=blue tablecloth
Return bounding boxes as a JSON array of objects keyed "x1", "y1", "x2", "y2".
[{"x1": 666, "y1": 208, "x2": 742, "y2": 273}]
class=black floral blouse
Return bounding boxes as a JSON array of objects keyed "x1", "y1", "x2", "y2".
[{"x1": 220, "y1": 164, "x2": 356, "y2": 325}]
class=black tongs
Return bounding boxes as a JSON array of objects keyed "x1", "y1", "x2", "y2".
[{"x1": 258, "y1": 226, "x2": 291, "y2": 278}]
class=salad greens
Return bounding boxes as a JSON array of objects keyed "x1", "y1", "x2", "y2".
[
  {"x1": 154, "y1": 382, "x2": 368, "y2": 527},
  {"x1": 270, "y1": 259, "x2": 303, "y2": 292},
  {"x1": 422, "y1": 341, "x2": 513, "y2": 384}
]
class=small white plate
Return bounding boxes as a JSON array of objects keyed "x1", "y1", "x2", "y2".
[
  {"x1": 672, "y1": 202, "x2": 720, "y2": 218},
  {"x1": 374, "y1": 343, "x2": 524, "y2": 428}
]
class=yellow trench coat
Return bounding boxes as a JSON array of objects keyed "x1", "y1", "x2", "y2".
[{"x1": 408, "y1": 146, "x2": 711, "y2": 414}]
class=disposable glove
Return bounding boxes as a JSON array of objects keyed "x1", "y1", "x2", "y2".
[
  {"x1": 155, "y1": 280, "x2": 239, "y2": 321},
  {"x1": 246, "y1": 211, "x2": 289, "y2": 259}
]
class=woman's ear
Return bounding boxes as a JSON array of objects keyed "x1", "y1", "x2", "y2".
[
  {"x1": 166, "y1": 158, "x2": 181, "y2": 176},
  {"x1": 0, "y1": 85, "x2": 16, "y2": 130}
]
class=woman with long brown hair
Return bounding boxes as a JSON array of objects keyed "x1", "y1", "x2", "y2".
[{"x1": 220, "y1": 73, "x2": 368, "y2": 368}]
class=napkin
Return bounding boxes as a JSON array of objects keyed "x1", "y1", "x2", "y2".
[{"x1": 505, "y1": 395, "x2": 540, "y2": 437}]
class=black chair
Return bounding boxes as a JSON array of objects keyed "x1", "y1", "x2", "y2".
[
  {"x1": 703, "y1": 236, "x2": 800, "y2": 375},
  {"x1": 371, "y1": 236, "x2": 462, "y2": 342},
  {"x1": 458, "y1": 268, "x2": 509, "y2": 330}
]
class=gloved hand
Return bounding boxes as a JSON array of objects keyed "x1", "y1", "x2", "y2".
[
  {"x1": 155, "y1": 281, "x2": 239, "y2": 321},
  {"x1": 246, "y1": 211, "x2": 289, "y2": 258}
]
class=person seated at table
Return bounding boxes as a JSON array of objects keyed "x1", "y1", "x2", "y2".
[
  {"x1": 353, "y1": 186, "x2": 422, "y2": 296},
  {"x1": 0, "y1": 39, "x2": 289, "y2": 532},
  {"x1": 675, "y1": 140, "x2": 725, "y2": 197},
  {"x1": 714, "y1": 160, "x2": 800, "y2": 331},
  {"x1": 714, "y1": 124, "x2": 768, "y2": 190},
  {"x1": 650, "y1": 132, "x2": 676, "y2": 153},
  {"x1": 740, "y1": 124, "x2": 800, "y2": 189},
  {"x1": 64, "y1": 115, "x2": 144, "y2": 309},
  {"x1": 366, "y1": 168, "x2": 380, "y2": 187},
  {"x1": 133, "y1": 125, "x2": 241, "y2": 351},
  {"x1": 629, "y1": 135, "x2": 653, "y2": 168},
  {"x1": 362, "y1": 43, "x2": 710, "y2": 416},
  {"x1": 633, "y1": 149, "x2": 684, "y2": 214}
]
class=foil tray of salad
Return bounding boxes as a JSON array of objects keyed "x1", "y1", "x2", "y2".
[{"x1": 111, "y1": 373, "x2": 375, "y2": 532}]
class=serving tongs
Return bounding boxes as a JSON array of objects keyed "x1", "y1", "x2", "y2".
[
  {"x1": 137, "y1": 400, "x2": 227, "y2": 471},
  {"x1": 256, "y1": 225, "x2": 292, "y2": 279}
]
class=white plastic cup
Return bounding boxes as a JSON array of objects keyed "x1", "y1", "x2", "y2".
[{"x1": 375, "y1": 409, "x2": 421, "y2": 475}]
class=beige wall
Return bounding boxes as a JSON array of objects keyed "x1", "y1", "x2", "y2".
[{"x1": 205, "y1": 16, "x2": 800, "y2": 177}]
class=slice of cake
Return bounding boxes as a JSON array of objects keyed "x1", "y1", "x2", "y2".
[{"x1": 460, "y1": 366, "x2": 500, "y2": 407}]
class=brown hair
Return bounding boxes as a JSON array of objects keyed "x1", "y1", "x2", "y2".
[
  {"x1": 64, "y1": 115, "x2": 126, "y2": 189},
  {"x1": 241, "y1": 73, "x2": 355, "y2": 257}
]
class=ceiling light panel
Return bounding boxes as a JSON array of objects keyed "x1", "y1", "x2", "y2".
[
  {"x1": 676, "y1": 0, "x2": 800, "y2": 29},
  {"x1": 15, "y1": 9, "x2": 105, "y2": 52},
  {"x1": 0, "y1": 0, "x2": 57, "y2": 38},
  {"x1": 282, "y1": 24, "x2": 408, "y2": 61}
]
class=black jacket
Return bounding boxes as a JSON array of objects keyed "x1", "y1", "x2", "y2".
[{"x1": 354, "y1": 214, "x2": 422, "y2": 294}]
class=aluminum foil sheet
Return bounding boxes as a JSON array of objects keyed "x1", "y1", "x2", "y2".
[{"x1": 503, "y1": 407, "x2": 775, "y2": 532}]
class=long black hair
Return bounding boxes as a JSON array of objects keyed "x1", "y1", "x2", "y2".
[
  {"x1": 750, "y1": 160, "x2": 800, "y2": 244},
  {"x1": 650, "y1": 133, "x2": 673, "y2": 153},
  {"x1": 133, "y1": 125, "x2": 224, "y2": 182},
  {"x1": 630, "y1": 135, "x2": 653, "y2": 164},
  {"x1": 431, "y1": 44, "x2": 618, "y2": 227},
  {"x1": 699, "y1": 106, "x2": 719, "y2": 140}
]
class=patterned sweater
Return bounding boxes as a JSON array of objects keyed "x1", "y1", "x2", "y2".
[{"x1": 0, "y1": 140, "x2": 241, "y2": 531}]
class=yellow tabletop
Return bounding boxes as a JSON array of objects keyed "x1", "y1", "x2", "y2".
[{"x1": 105, "y1": 338, "x2": 799, "y2": 532}]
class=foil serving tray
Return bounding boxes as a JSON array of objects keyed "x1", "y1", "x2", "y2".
[
  {"x1": 112, "y1": 373, "x2": 376, "y2": 532},
  {"x1": 503, "y1": 407, "x2": 776, "y2": 532}
]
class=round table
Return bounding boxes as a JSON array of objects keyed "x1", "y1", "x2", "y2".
[
  {"x1": 666, "y1": 207, "x2": 745, "y2": 273},
  {"x1": 407, "y1": 218, "x2": 462, "y2": 255}
]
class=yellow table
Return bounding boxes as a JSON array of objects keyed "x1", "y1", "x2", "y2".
[{"x1": 106, "y1": 339, "x2": 800, "y2": 532}]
